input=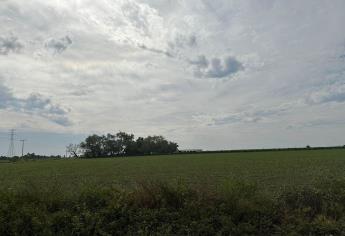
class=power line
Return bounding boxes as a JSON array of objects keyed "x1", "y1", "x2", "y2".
[
  {"x1": 20, "y1": 139, "x2": 26, "y2": 157},
  {"x1": 7, "y1": 129, "x2": 16, "y2": 158}
]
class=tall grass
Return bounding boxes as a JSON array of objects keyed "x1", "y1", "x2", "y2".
[{"x1": 1, "y1": 179, "x2": 345, "y2": 235}]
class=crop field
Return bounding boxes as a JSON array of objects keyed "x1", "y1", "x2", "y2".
[
  {"x1": 1, "y1": 149, "x2": 345, "y2": 235},
  {"x1": 1, "y1": 148, "x2": 345, "y2": 194}
]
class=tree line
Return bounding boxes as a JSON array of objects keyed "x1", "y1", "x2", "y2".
[
  {"x1": 0, "y1": 153, "x2": 63, "y2": 161},
  {"x1": 67, "y1": 132, "x2": 179, "y2": 158}
]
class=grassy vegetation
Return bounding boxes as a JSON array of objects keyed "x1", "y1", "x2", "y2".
[
  {"x1": 1, "y1": 149, "x2": 345, "y2": 235},
  {"x1": 1, "y1": 180, "x2": 345, "y2": 235},
  {"x1": 0, "y1": 149, "x2": 345, "y2": 194}
]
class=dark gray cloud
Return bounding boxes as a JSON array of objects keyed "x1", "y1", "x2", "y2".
[
  {"x1": 140, "y1": 34, "x2": 198, "y2": 60},
  {"x1": 306, "y1": 86, "x2": 345, "y2": 105},
  {"x1": 138, "y1": 43, "x2": 173, "y2": 57},
  {"x1": 319, "y1": 93, "x2": 345, "y2": 104},
  {"x1": 308, "y1": 93, "x2": 345, "y2": 104},
  {"x1": 190, "y1": 55, "x2": 209, "y2": 68},
  {"x1": 137, "y1": 34, "x2": 197, "y2": 58},
  {"x1": 188, "y1": 35, "x2": 197, "y2": 47},
  {"x1": 211, "y1": 105, "x2": 290, "y2": 126},
  {"x1": 45, "y1": 36, "x2": 72, "y2": 54},
  {"x1": 0, "y1": 36, "x2": 23, "y2": 55},
  {"x1": 191, "y1": 55, "x2": 244, "y2": 78},
  {"x1": 168, "y1": 34, "x2": 197, "y2": 49},
  {"x1": 0, "y1": 83, "x2": 71, "y2": 126},
  {"x1": 48, "y1": 116, "x2": 72, "y2": 126},
  {"x1": 287, "y1": 118, "x2": 345, "y2": 130},
  {"x1": 24, "y1": 93, "x2": 68, "y2": 115}
]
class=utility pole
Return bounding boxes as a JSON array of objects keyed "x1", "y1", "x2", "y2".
[
  {"x1": 20, "y1": 139, "x2": 26, "y2": 157},
  {"x1": 7, "y1": 129, "x2": 15, "y2": 158}
]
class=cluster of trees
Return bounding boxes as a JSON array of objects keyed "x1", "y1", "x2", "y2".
[
  {"x1": 68, "y1": 132, "x2": 178, "y2": 158},
  {"x1": 22, "y1": 153, "x2": 63, "y2": 160},
  {"x1": 0, "y1": 153, "x2": 63, "y2": 161}
]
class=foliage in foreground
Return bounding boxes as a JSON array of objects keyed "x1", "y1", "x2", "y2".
[{"x1": 1, "y1": 180, "x2": 345, "y2": 235}]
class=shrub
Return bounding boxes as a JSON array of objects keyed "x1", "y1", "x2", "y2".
[{"x1": 0, "y1": 180, "x2": 345, "y2": 235}]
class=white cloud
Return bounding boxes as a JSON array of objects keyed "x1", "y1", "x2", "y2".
[{"x1": 1, "y1": 0, "x2": 345, "y2": 154}]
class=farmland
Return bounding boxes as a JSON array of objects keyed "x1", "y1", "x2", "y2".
[
  {"x1": 1, "y1": 148, "x2": 345, "y2": 235},
  {"x1": 1, "y1": 148, "x2": 344, "y2": 194}
]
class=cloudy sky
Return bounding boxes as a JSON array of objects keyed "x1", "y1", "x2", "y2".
[{"x1": 1, "y1": 0, "x2": 345, "y2": 155}]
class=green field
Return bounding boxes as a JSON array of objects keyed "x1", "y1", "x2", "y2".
[
  {"x1": 1, "y1": 149, "x2": 345, "y2": 194},
  {"x1": 1, "y1": 149, "x2": 345, "y2": 235}
]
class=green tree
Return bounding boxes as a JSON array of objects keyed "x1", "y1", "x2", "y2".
[
  {"x1": 79, "y1": 132, "x2": 178, "y2": 158},
  {"x1": 116, "y1": 132, "x2": 135, "y2": 155},
  {"x1": 137, "y1": 136, "x2": 178, "y2": 155},
  {"x1": 104, "y1": 134, "x2": 120, "y2": 156},
  {"x1": 80, "y1": 134, "x2": 106, "y2": 158}
]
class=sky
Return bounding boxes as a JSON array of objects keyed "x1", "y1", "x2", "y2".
[{"x1": 1, "y1": 0, "x2": 345, "y2": 155}]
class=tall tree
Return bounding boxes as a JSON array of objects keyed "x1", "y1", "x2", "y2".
[
  {"x1": 80, "y1": 134, "x2": 106, "y2": 158},
  {"x1": 116, "y1": 132, "x2": 135, "y2": 155},
  {"x1": 104, "y1": 133, "x2": 120, "y2": 156}
]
